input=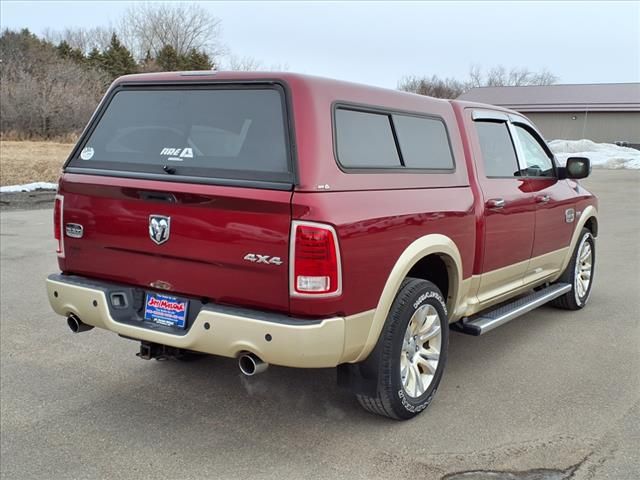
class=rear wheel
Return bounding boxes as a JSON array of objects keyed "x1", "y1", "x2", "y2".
[
  {"x1": 551, "y1": 228, "x2": 595, "y2": 310},
  {"x1": 356, "y1": 278, "x2": 449, "y2": 420}
]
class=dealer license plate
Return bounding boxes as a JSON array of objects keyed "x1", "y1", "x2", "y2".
[{"x1": 144, "y1": 292, "x2": 189, "y2": 329}]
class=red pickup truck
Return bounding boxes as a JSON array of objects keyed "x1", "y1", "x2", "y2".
[{"x1": 46, "y1": 72, "x2": 598, "y2": 420}]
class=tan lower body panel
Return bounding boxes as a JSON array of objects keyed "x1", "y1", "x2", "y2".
[
  {"x1": 46, "y1": 277, "x2": 374, "y2": 368},
  {"x1": 455, "y1": 247, "x2": 570, "y2": 318}
]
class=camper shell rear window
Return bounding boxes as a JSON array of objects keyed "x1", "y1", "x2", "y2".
[{"x1": 67, "y1": 84, "x2": 295, "y2": 187}]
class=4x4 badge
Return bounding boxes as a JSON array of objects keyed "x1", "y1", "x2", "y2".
[{"x1": 149, "y1": 215, "x2": 171, "y2": 245}]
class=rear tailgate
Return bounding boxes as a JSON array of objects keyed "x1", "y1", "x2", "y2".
[{"x1": 57, "y1": 82, "x2": 295, "y2": 313}]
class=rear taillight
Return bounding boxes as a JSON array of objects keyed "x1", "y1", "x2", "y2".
[
  {"x1": 54, "y1": 194, "x2": 64, "y2": 256},
  {"x1": 290, "y1": 221, "x2": 342, "y2": 297}
]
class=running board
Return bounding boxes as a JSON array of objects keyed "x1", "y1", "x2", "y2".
[{"x1": 458, "y1": 283, "x2": 572, "y2": 336}]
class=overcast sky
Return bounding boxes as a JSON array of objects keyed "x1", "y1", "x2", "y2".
[{"x1": 2, "y1": 1, "x2": 639, "y2": 88}]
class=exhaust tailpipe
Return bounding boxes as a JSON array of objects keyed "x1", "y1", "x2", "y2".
[
  {"x1": 238, "y1": 353, "x2": 268, "y2": 376},
  {"x1": 67, "y1": 314, "x2": 94, "y2": 333}
]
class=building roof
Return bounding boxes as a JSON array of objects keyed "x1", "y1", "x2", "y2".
[{"x1": 457, "y1": 83, "x2": 640, "y2": 112}]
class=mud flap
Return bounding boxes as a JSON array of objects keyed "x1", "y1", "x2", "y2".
[{"x1": 336, "y1": 363, "x2": 380, "y2": 397}]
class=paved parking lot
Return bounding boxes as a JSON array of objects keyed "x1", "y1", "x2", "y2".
[{"x1": 1, "y1": 170, "x2": 638, "y2": 480}]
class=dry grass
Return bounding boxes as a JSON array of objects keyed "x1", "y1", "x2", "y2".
[
  {"x1": 0, "y1": 141, "x2": 74, "y2": 186},
  {"x1": 1, "y1": 131, "x2": 80, "y2": 143}
]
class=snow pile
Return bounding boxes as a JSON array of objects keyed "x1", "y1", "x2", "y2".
[
  {"x1": 0, "y1": 182, "x2": 58, "y2": 193},
  {"x1": 549, "y1": 139, "x2": 640, "y2": 170}
]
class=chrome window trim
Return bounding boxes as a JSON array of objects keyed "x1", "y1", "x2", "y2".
[
  {"x1": 509, "y1": 121, "x2": 558, "y2": 177},
  {"x1": 506, "y1": 121, "x2": 530, "y2": 174},
  {"x1": 473, "y1": 108, "x2": 558, "y2": 178},
  {"x1": 472, "y1": 109, "x2": 510, "y2": 122}
]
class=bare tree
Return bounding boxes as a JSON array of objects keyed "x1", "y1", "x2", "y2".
[
  {"x1": 468, "y1": 64, "x2": 483, "y2": 89},
  {"x1": 399, "y1": 65, "x2": 559, "y2": 99},
  {"x1": 1, "y1": 60, "x2": 106, "y2": 137},
  {"x1": 398, "y1": 75, "x2": 467, "y2": 99},
  {"x1": 42, "y1": 26, "x2": 113, "y2": 54},
  {"x1": 1, "y1": 29, "x2": 107, "y2": 138},
  {"x1": 469, "y1": 64, "x2": 558, "y2": 88},
  {"x1": 118, "y1": 3, "x2": 225, "y2": 60},
  {"x1": 222, "y1": 54, "x2": 289, "y2": 72},
  {"x1": 224, "y1": 55, "x2": 263, "y2": 71}
]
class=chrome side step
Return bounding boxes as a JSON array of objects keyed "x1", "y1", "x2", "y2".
[{"x1": 458, "y1": 283, "x2": 572, "y2": 336}]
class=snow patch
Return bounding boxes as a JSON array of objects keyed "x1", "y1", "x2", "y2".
[
  {"x1": 549, "y1": 139, "x2": 640, "y2": 170},
  {"x1": 0, "y1": 182, "x2": 58, "y2": 193}
]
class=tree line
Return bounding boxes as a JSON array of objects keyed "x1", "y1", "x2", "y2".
[
  {"x1": 0, "y1": 3, "x2": 220, "y2": 139},
  {"x1": 0, "y1": 2, "x2": 558, "y2": 140},
  {"x1": 398, "y1": 65, "x2": 558, "y2": 98}
]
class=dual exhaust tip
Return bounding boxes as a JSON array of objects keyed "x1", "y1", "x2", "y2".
[{"x1": 67, "y1": 314, "x2": 268, "y2": 376}]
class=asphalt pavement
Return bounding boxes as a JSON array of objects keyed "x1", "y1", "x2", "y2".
[{"x1": 1, "y1": 170, "x2": 638, "y2": 480}]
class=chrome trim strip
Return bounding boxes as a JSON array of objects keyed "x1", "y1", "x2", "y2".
[
  {"x1": 506, "y1": 120, "x2": 529, "y2": 174},
  {"x1": 55, "y1": 194, "x2": 65, "y2": 258},
  {"x1": 472, "y1": 109, "x2": 510, "y2": 121}
]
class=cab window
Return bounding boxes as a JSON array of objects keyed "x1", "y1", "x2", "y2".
[
  {"x1": 513, "y1": 125, "x2": 555, "y2": 177},
  {"x1": 475, "y1": 121, "x2": 520, "y2": 178}
]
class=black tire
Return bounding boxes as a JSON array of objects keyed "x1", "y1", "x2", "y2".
[
  {"x1": 356, "y1": 278, "x2": 449, "y2": 420},
  {"x1": 551, "y1": 228, "x2": 595, "y2": 310}
]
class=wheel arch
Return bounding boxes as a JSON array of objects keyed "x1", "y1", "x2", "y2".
[
  {"x1": 352, "y1": 234, "x2": 463, "y2": 363},
  {"x1": 406, "y1": 253, "x2": 454, "y2": 304},
  {"x1": 557, "y1": 205, "x2": 598, "y2": 276},
  {"x1": 584, "y1": 215, "x2": 598, "y2": 237}
]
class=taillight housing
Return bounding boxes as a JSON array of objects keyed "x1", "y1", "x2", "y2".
[
  {"x1": 290, "y1": 221, "x2": 342, "y2": 297},
  {"x1": 54, "y1": 194, "x2": 64, "y2": 257}
]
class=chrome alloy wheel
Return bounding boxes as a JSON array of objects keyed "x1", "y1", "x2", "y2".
[
  {"x1": 400, "y1": 304, "x2": 442, "y2": 398},
  {"x1": 575, "y1": 236, "x2": 593, "y2": 301}
]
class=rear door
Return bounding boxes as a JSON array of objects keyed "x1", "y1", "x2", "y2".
[
  {"x1": 59, "y1": 83, "x2": 295, "y2": 313},
  {"x1": 469, "y1": 111, "x2": 536, "y2": 302}
]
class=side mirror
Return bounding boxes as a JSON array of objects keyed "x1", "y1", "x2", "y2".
[{"x1": 559, "y1": 157, "x2": 591, "y2": 180}]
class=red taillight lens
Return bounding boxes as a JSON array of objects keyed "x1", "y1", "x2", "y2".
[
  {"x1": 53, "y1": 195, "x2": 63, "y2": 256},
  {"x1": 291, "y1": 222, "x2": 341, "y2": 296}
]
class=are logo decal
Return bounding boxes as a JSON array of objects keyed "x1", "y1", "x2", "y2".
[{"x1": 160, "y1": 147, "x2": 194, "y2": 160}]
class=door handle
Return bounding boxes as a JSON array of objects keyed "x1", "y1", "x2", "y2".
[
  {"x1": 486, "y1": 198, "x2": 506, "y2": 209},
  {"x1": 138, "y1": 191, "x2": 177, "y2": 203},
  {"x1": 536, "y1": 195, "x2": 551, "y2": 204}
]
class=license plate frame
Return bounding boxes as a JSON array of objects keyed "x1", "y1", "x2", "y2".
[{"x1": 144, "y1": 292, "x2": 189, "y2": 329}]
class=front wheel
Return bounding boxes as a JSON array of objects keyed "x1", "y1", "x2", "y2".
[
  {"x1": 551, "y1": 228, "x2": 595, "y2": 310},
  {"x1": 356, "y1": 278, "x2": 449, "y2": 420}
]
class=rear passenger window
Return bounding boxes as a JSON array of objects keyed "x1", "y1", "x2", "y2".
[
  {"x1": 335, "y1": 109, "x2": 401, "y2": 168},
  {"x1": 475, "y1": 121, "x2": 520, "y2": 177},
  {"x1": 392, "y1": 115, "x2": 454, "y2": 169}
]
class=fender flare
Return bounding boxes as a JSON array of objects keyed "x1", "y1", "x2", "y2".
[
  {"x1": 556, "y1": 205, "x2": 598, "y2": 276},
  {"x1": 352, "y1": 234, "x2": 464, "y2": 363}
]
